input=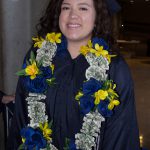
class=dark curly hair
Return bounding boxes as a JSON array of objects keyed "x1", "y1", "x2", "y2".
[{"x1": 36, "y1": 0, "x2": 116, "y2": 49}]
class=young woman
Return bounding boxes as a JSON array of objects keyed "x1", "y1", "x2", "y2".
[{"x1": 7, "y1": 0, "x2": 140, "y2": 149}]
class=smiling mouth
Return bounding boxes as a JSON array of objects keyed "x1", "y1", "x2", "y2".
[{"x1": 67, "y1": 24, "x2": 81, "y2": 29}]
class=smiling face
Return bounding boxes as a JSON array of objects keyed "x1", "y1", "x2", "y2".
[{"x1": 59, "y1": 0, "x2": 96, "y2": 44}]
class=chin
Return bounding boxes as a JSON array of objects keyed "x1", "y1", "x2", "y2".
[
  {"x1": 67, "y1": 34, "x2": 92, "y2": 43},
  {"x1": 65, "y1": 34, "x2": 82, "y2": 41}
]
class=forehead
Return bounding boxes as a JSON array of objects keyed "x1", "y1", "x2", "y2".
[{"x1": 62, "y1": 0, "x2": 94, "y2": 5}]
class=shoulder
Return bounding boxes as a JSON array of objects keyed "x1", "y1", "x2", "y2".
[
  {"x1": 110, "y1": 54, "x2": 130, "y2": 75},
  {"x1": 18, "y1": 45, "x2": 37, "y2": 91},
  {"x1": 106, "y1": 55, "x2": 136, "y2": 125},
  {"x1": 23, "y1": 45, "x2": 37, "y2": 63},
  {"x1": 109, "y1": 54, "x2": 133, "y2": 87},
  {"x1": 0, "y1": 91, "x2": 5, "y2": 101},
  {"x1": 0, "y1": 91, "x2": 5, "y2": 111}
]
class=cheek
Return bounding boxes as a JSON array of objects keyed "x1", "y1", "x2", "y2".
[
  {"x1": 90, "y1": 12, "x2": 96, "y2": 29},
  {"x1": 83, "y1": 14, "x2": 95, "y2": 29},
  {"x1": 59, "y1": 13, "x2": 67, "y2": 31},
  {"x1": 83, "y1": 10, "x2": 96, "y2": 23},
  {"x1": 91, "y1": 11, "x2": 96, "y2": 24}
]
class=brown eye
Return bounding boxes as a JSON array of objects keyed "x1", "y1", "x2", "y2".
[
  {"x1": 61, "y1": 6, "x2": 70, "y2": 10},
  {"x1": 79, "y1": 7, "x2": 88, "y2": 11}
]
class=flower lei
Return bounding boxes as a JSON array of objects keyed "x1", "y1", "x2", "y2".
[{"x1": 17, "y1": 32, "x2": 120, "y2": 150}]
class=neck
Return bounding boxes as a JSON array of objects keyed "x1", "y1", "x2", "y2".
[{"x1": 67, "y1": 40, "x2": 90, "y2": 59}]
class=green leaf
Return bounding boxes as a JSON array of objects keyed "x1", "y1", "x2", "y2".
[
  {"x1": 49, "y1": 120, "x2": 53, "y2": 128},
  {"x1": 16, "y1": 69, "x2": 26, "y2": 76},
  {"x1": 103, "y1": 80, "x2": 112, "y2": 90},
  {"x1": 63, "y1": 138, "x2": 70, "y2": 150},
  {"x1": 37, "y1": 58, "x2": 43, "y2": 67},
  {"x1": 30, "y1": 51, "x2": 36, "y2": 63},
  {"x1": 18, "y1": 144, "x2": 25, "y2": 150},
  {"x1": 46, "y1": 78, "x2": 56, "y2": 86},
  {"x1": 46, "y1": 144, "x2": 51, "y2": 150},
  {"x1": 26, "y1": 60, "x2": 30, "y2": 66}
]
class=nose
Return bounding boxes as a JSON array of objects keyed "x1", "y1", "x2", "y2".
[{"x1": 69, "y1": 9, "x2": 78, "y2": 19}]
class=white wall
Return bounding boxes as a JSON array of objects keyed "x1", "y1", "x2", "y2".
[{"x1": 0, "y1": 0, "x2": 49, "y2": 94}]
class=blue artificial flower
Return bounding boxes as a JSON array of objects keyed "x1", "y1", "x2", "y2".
[
  {"x1": 22, "y1": 62, "x2": 27, "y2": 69},
  {"x1": 56, "y1": 35, "x2": 67, "y2": 56},
  {"x1": 92, "y1": 37, "x2": 109, "y2": 50},
  {"x1": 83, "y1": 78, "x2": 102, "y2": 95},
  {"x1": 69, "y1": 140, "x2": 77, "y2": 150},
  {"x1": 98, "y1": 100, "x2": 113, "y2": 117},
  {"x1": 80, "y1": 95, "x2": 95, "y2": 115},
  {"x1": 21, "y1": 127, "x2": 47, "y2": 150},
  {"x1": 23, "y1": 76, "x2": 48, "y2": 93},
  {"x1": 40, "y1": 66, "x2": 53, "y2": 79},
  {"x1": 22, "y1": 66, "x2": 53, "y2": 93}
]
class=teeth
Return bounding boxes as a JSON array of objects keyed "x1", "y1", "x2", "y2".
[{"x1": 68, "y1": 24, "x2": 80, "y2": 28}]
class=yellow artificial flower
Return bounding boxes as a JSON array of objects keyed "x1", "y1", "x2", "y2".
[
  {"x1": 108, "y1": 99, "x2": 120, "y2": 110},
  {"x1": 75, "y1": 91, "x2": 84, "y2": 101},
  {"x1": 108, "y1": 88, "x2": 118, "y2": 97},
  {"x1": 46, "y1": 32, "x2": 61, "y2": 44},
  {"x1": 87, "y1": 40, "x2": 93, "y2": 48},
  {"x1": 94, "y1": 90, "x2": 108, "y2": 105},
  {"x1": 50, "y1": 64, "x2": 55, "y2": 74},
  {"x1": 80, "y1": 45, "x2": 90, "y2": 56},
  {"x1": 93, "y1": 44, "x2": 108, "y2": 57},
  {"x1": 107, "y1": 83, "x2": 119, "y2": 99},
  {"x1": 103, "y1": 82, "x2": 118, "y2": 101},
  {"x1": 39, "y1": 122, "x2": 52, "y2": 141},
  {"x1": 32, "y1": 37, "x2": 44, "y2": 48},
  {"x1": 106, "y1": 55, "x2": 111, "y2": 63},
  {"x1": 80, "y1": 40, "x2": 93, "y2": 56},
  {"x1": 22, "y1": 138, "x2": 26, "y2": 143},
  {"x1": 106, "y1": 54, "x2": 116, "y2": 63},
  {"x1": 25, "y1": 62, "x2": 39, "y2": 80},
  {"x1": 103, "y1": 82, "x2": 120, "y2": 110},
  {"x1": 113, "y1": 83, "x2": 116, "y2": 89}
]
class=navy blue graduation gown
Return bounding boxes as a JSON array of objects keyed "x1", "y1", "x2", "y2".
[
  {"x1": 7, "y1": 48, "x2": 140, "y2": 150},
  {"x1": 0, "y1": 90, "x2": 5, "y2": 112}
]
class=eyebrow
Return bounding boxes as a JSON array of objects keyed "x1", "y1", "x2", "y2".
[
  {"x1": 62, "y1": 2, "x2": 92, "y2": 7},
  {"x1": 62, "y1": 3, "x2": 70, "y2": 5},
  {"x1": 78, "y1": 3, "x2": 92, "y2": 7}
]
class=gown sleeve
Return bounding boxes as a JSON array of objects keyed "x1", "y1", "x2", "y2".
[
  {"x1": 6, "y1": 47, "x2": 35, "y2": 150},
  {"x1": 0, "y1": 91, "x2": 5, "y2": 112},
  {"x1": 6, "y1": 77, "x2": 28, "y2": 150},
  {"x1": 100, "y1": 56, "x2": 140, "y2": 150}
]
